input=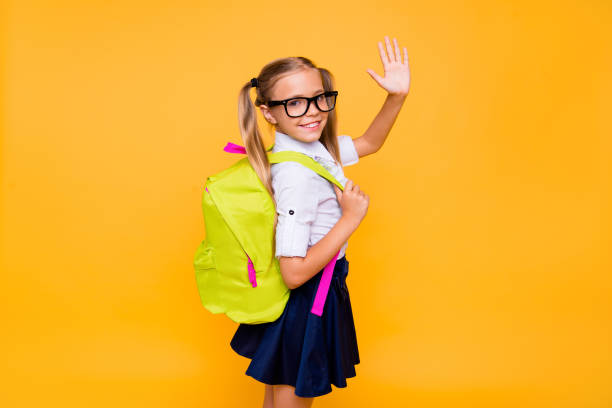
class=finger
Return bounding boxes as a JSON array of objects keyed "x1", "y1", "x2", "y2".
[
  {"x1": 353, "y1": 184, "x2": 360, "y2": 193},
  {"x1": 345, "y1": 179, "x2": 353, "y2": 190},
  {"x1": 393, "y1": 38, "x2": 401, "y2": 63},
  {"x1": 333, "y1": 184, "x2": 342, "y2": 201},
  {"x1": 385, "y1": 36, "x2": 395, "y2": 63},
  {"x1": 403, "y1": 47, "x2": 409, "y2": 66},
  {"x1": 377, "y1": 41, "x2": 389, "y2": 67}
]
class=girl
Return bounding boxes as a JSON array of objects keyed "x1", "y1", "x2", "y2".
[{"x1": 229, "y1": 36, "x2": 410, "y2": 407}]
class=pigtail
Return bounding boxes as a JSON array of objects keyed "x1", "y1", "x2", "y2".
[
  {"x1": 237, "y1": 80, "x2": 274, "y2": 199},
  {"x1": 317, "y1": 67, "x2": 342, "y2": 166},
  {"x1": 237, "y1": 77, "x2": 279, "y2": 244}
]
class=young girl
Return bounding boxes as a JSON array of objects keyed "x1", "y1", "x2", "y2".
[{"x1": 229, "y1": 36, "x2": 410, "y2": 407}]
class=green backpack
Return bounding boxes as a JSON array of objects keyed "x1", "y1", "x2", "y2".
[{"x1": 193, "y1": 142, "x2": 345, "y2": 324}]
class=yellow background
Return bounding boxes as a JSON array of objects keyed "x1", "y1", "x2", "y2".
[{"x1": 1, "y1": 1, "x2": 610, "y2": 407}]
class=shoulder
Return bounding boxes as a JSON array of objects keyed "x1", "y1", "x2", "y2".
[
  {"x1": 271, "y1": 161, "x2": 320, "y2": 204},
  {"x1": 271, "y1": 162, "x2": 320, "y2": 210},
  {"x1": 271, "y1": 161, "x2": 319, "y2": 186}
]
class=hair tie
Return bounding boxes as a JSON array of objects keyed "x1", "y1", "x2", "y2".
[{"x1": 250, "y1": 77, "x2": 258, "y2": 88}]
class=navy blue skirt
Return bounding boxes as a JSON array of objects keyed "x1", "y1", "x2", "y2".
[{"x1": 230, "y1": 255, "x2": 360, "y2": 398}]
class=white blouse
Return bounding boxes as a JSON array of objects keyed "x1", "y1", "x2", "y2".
[{"x1": 271, "y1": 130, "x2": 360, "y2": 259}]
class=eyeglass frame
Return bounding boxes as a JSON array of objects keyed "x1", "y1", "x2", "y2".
[{"x1": 265, "y1": 91, "x2": 339, "y2": 118}]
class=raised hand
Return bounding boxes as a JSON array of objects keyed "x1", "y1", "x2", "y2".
[{"x1": 366, "y1": 35, "x2": 411, "y2": 96}]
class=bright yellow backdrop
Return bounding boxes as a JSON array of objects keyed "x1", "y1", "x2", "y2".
[{"x1": 1, "y1": 1, "x2": 610, "y2": 407}]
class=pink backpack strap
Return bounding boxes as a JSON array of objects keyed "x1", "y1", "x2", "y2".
[{"x1": 310, "y1": 250, "x2": 341, "y2": 316}]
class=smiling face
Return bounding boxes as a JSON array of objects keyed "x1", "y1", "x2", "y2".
[{"x1": 260, "y1": 68, "x2": 328, "y2": 143}]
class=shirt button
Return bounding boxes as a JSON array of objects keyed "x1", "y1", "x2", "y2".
[{"x1": 289, "y1": 209, "x2": 294, "y2": 215}]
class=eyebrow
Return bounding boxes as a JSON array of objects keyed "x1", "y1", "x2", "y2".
[{"x1": 285, "y1": 89, "x2": 325, "y2": 99}]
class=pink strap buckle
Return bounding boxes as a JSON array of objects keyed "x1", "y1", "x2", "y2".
[{"x1": 310, "y1": 250, "x2": 341, "y2": 316}]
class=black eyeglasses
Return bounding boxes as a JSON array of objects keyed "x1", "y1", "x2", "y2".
[{"x1": 266, "y1": 91, "x2": 338, "y2": 118}]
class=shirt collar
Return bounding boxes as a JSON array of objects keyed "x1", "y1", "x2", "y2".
[{"x1": 272, "y1": 130, "x2": 335, "y2": 163}]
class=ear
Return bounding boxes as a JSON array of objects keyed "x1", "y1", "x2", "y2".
[{"x1": 260, "y1": 104, "x2": 278, "y2": 125}]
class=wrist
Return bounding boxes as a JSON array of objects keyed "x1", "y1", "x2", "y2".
[
  {"x1": 387, "y1": 92, "x2": 408, "y2": 102},
  {"x1": 339, "y1": 214, "x2": 361, "y2": 231}
]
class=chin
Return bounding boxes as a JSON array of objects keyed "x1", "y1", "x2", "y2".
[{"x1": 299, "y1": 131, "x2": 323, "y2": 142}]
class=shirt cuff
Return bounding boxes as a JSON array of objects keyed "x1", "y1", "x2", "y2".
[
  {"x1": 275, "y1": 215, "x2": 311, "y2": 258},
  {"x1": 338, "y1": 135, "x2": 359, "y2": 166}
]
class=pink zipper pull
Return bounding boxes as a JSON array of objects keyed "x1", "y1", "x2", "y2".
[{"x1": 247, "y1": 254, "x2": 257, "y2": 288}]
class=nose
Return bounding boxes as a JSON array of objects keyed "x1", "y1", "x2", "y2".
[{"x1": 306, "y1": 98, "x2": 323, "y2": 116}]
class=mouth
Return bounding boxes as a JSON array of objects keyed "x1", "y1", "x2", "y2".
[{"x1": 299, "y1": 120, "x2": 321, "y2": 130}]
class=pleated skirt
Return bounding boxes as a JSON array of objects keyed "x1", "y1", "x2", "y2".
[{"x1": 229, "y1": 255, "x2": 360, "y2": 398}]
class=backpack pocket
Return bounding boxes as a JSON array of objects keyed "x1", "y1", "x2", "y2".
[{"x1": 194, "y1": 239, "x2": 216, "y2": 271}]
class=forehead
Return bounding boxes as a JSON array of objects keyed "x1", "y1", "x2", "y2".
[{"x1": 270, "y1": 68, "x2": 323, "y2": 99}]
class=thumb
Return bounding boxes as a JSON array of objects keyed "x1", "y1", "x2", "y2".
[
  {"x1": 366, "y1": 68, "x2": 385, "y2": 87},
  {"x1": 333, "y1": 184, "x2": 342, "y2": 201}
]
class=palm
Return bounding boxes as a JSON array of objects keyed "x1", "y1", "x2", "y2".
[{"x1": 366, "y1": 36, "x2": 411, "y2": 96}]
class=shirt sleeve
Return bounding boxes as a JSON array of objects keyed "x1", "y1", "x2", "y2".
[
  {"x1": 338, "y1": 135, "x2": 359, "y2": 167},
  {"x1": 272, "y1": 162, "x2": 319, "y2": 258}
]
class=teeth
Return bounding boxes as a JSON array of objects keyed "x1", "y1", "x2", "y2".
[{"x1": 302, "y1": 121, "x2": 319, "y2": 128}]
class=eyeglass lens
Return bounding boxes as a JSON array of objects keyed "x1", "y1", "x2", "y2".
[{"x1": 286, "y1": 93, "x2": 336, "y2": 117}]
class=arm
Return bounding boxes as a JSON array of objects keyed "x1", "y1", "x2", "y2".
[
  {"x1": 279, "y1": 215, "x2": 359, "y2": 290},
  {"x1": 352, "y1": 35, "x2": 411, "y2": 159},
  {"x1": 273, "y1": 163, "x2": 350, "y2": 289},
  {"x1": 353, "y1": 93, "x2": 407, "y2": 158},
  {"x1": 279, "y1": 180, "x2": 369, "y2": 290}
]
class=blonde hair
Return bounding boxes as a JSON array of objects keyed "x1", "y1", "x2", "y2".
[{"x1": 237, "y1": 56, "x2": 341, "y2": 202}]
